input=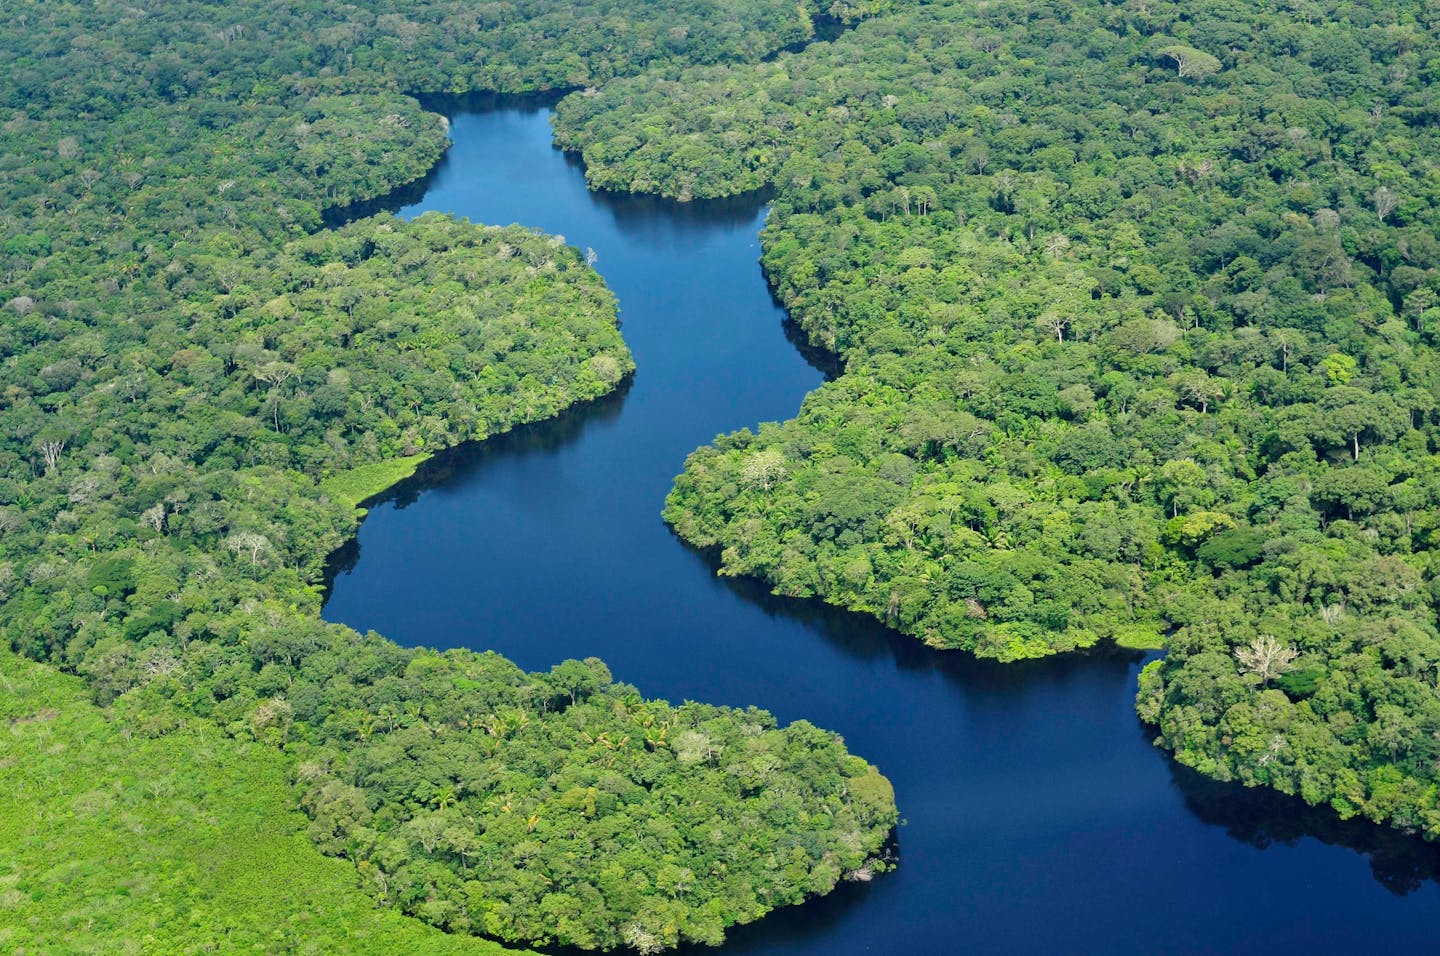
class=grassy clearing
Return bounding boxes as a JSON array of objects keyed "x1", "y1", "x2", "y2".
[
  {"x1": 1112, "y1": 625, "x2": 1167, "y2": 651},
  {"x1": 320, "y1": 454, "x2": 432, "y2": 510},
  {"x1": 0, "y1": 651, "x2": 524, "y2": 956}
]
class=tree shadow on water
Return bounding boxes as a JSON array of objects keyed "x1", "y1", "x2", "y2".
[
  {"x1": 1169, "y1": 761, "x2": 1440, "y2": 897},
  {"x1": 672, "y1": 875, "x2": 883, "y2": 956},
  {"x1": 682, "y1": 535, "x2": 1440, "y2": 903},
  {"x1": 700, "y1": 549, "x2": 1145, "y2": 692},
  {"x1": 557, "y1": 147, "x2": 775, "y2": 245},
  {"x1": 322, "y1": 90, "x2": 572, "y2": 227},
  {"x1": 321, "y1": 379, "x2": 630, "y2": 593}
]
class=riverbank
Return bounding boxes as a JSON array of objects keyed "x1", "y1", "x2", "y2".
[
  {"x1": 322, "y1": 454, "x2": 432, "y2": 510},
  {"x1": 324, "y1": 100, "x2": 1440, "y2": 953}
]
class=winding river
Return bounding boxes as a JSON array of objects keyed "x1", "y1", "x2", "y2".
[{"x1": 324, "y1": 99, "x2": 1440, "y2": 953}]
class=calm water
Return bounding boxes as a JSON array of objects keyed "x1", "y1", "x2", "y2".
[{"x1": 324, "y1": 102, "x2": 1440, "y2": 953}]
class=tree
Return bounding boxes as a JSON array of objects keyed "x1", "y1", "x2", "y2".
[
  {"x1": 1373, "y1": 186, "x2": 1398, "y2": 222},
  {"x1": 224, "y1": 531, "x2": 272, "y2": 565},
  {"x1": 1158, "y1": 45, "x2": 1221, "y2": 79},
  {"x1": 1174, "y1": 370, "x2": 1222, "y2": 413},
  {"x1": 1321, "y1": 353, "x2": 1358, "y2": 385},
  {"x1": 1318, "y1": 389, "x2": 1401, "y2": 461},
  {"x1": 548, "y1": 658, "x2": 599, "y2": 707},
  {"x1": 1235, "y1": 635, "x2": 1298, "y2": 686},
  {"x1": 741, "y1": 448, "x2": 787, "y2": 490},
  {"x1": 624, "y1": 923, "x2": 664, "y2": 956},
  {"x1": 1037, "y1": 308, "x2": 1071, "y2": 342},
  {"x1": 254, "y1": 361, "x2": 297, "y2": 431},
  {"x1": 36, "y1": 438, "x2": 66, "y2": 474},
  {"x1": 141, "y1": 503, "x2": 168, "y2": 534},
  {"x1": 1157, "y1": 458, "x2": 1209, "y2": 516}
]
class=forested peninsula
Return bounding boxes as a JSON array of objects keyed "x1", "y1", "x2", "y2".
[
  {"x1": 0, "y1": 1, "x2": 896, "y2": 952},
  {"x1": 556, "y1": 0, "x2": 1440, "y2": 837}
]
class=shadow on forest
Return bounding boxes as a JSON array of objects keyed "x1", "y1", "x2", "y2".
[{"x1": 762, "y1": 13, "x2": 855, "y2": 62}]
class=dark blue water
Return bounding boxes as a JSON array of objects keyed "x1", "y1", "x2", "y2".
[{"x1": 324, "y1": 102, "x2": 1440, "y2": 953}]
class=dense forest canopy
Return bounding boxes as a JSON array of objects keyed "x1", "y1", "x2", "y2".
[
  {"x1": 11, "y1": 0, "x2": 1440, "y2": 942},
  {"x1": 0, "y1": 0, "x2": 896, "y2": 951},
  {"x1": 557, "y1": 0, "x2": 1440, "y2": 837}
]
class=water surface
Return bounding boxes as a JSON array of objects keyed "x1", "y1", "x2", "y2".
[{"x1": 325, "y1": 102, "x2": 1440, "y2": 953}]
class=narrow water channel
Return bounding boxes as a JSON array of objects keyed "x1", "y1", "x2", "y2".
[{"x1": 324, "y1": 100, "x2": 1440, "y2": 953}]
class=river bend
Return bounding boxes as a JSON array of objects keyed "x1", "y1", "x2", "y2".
[{"x1": 325, "y1": 100, "x2": 1440, "y2": 954}]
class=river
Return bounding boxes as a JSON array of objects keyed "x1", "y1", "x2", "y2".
[{"x1": 324, "y1": 98, "x2": 1440, "y2": 953}]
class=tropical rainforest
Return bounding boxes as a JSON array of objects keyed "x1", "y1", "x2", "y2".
[
  {"x1": 0, "y1": 0, "x2": 895, "y2": 952},
  {"x1": 556, "y1": 0, "x2": 1440, "y2": 838},
  {"x1": 9, "y1": 0, "x2": 1440, "y2": 946}
]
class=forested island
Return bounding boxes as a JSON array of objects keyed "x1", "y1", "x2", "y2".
[
  {"x1": 0, "y1": 1, "x2": 896, "y2": 951},
  {"x1": 6, "y1": 0, "x2": 1440, "y2": 948}
]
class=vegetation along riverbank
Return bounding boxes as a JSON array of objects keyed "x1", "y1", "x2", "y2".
[
  {"x1": 557, "y1": 0, "x2": 1440, "y2": 838},
  {"x1": 0, "y1": 0, "x2": 895, "y2": 951}
]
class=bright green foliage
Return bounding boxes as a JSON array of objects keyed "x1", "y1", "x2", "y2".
[
  {"x1": 0, "y1": 650, "x2": 521, "y2": 956},
  {"x1": 0, "y1": 0, "x2": 897, "y2": 950},
  {"x1": 559, "y1": 0, "x2": 1440, "y2": 836},
  {"x1": 322, "y1": 454, "x2": 433, "y2": 510},
  {"x1": 1113, "y1": 626, "x2": 1167, "y2": 652}
]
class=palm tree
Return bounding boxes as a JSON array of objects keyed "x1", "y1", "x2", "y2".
[{"x1": 979, "y1": 525, "x2": 1011, "y2": 550}]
